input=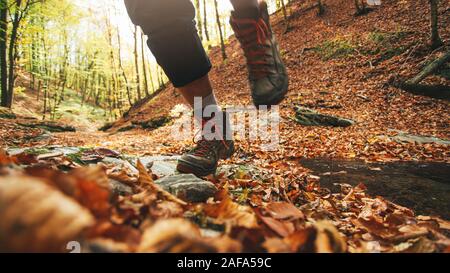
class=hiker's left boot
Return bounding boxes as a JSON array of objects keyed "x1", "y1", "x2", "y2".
[{"x1": 230, "y1": 1, "x2": 289, "y2": 107}]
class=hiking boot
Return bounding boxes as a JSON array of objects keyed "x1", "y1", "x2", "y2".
[
  {"x1": 177, "y1": 112, "x2": 235, "y2": 177},
  {"x1": 177, "y1": 139, "x2": 235, "y2": 177},
  {"x1": 230, "y1": 1, "x2": 289, "y2": 107}
]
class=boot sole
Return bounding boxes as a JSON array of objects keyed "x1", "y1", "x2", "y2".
[
  {"x1": 253, "y1": 75, "x2": 289, "y2": 107},
  {"x1": 176, "y1": 142, "x2": 236, "y2": 177}
]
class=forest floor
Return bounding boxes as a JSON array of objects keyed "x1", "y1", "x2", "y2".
[{"x1": 1, "y1": 0, "x2": 450, "y2": 253}]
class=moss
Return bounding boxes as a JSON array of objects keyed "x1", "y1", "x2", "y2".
[
  {"x1": 363, "y1": 30, "x2": 410, "y2": 63},
  {"x1": 314, "y1": 37, "x2": 355, "y2": 60},
  {"x1": 24, "y1": 147, "x2": 52, "y2": 155}
]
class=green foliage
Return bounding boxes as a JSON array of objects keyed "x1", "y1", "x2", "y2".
[{"x1": 314, "y1": 37, "x2": 356, "y2": 60}]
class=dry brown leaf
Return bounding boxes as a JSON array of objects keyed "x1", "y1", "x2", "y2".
[
  {"x1": 0, "y1": 176, "x2": 94, "y2": 252},
  {"x1": 204, "y1": 196, "x2": 259, "y2": 229},
  {"x1": 136, "y1": 159, "x2": 187, "y2": 206},
  {"x1": 258, "y1": 215, "x2": 295, "y2": 237},
  {"x1": 138, "y1": 218, "x2": 217, "y2": 253},
  {"x1": 266, "y1": 202, "x2": 305, "y2": 221},
  {"x1": 314, "y1": 221, "x2": 347, "y2": 253},
  {"x1": 106, "y1": 163, "x2": 138, "y2": 186}
]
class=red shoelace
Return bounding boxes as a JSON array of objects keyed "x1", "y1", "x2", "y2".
[
  {"x1": 191, "y1": 119, "x2": 229, "y2": 157},
  {"x1": 231, "y1": 17, "x2": 272, "y2": 79}
]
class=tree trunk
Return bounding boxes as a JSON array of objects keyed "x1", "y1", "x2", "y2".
[
  {"x1": 117, "y1": 24, "x2": 133, "y2": 106},
  {"x1": 7, "y1": 17, "x2": 20, "y2": 108},
  {"x1": 203, "y1": 0, "x2": 211, "y2": 49},
  {"x1": 317, "y1": 0, "x2": 325, "y2": 16},
  {"x1": 213, "y1": 0, "x2": 227, "y2": 60},
  {"x1": 0, "y1": 0, "x2": 8, "y2": 107},
  {"x1": 134, "y1": 25, "x2": 141, "y2": 101},
  {"x1": 140, "y1": 31, "x2": 150, "y2": 97},
  {"x1": 195, "y1": 0, "x2": 203, "y2": 41},
  {"x1": 430, "y1": 0, "x2": 443, "y2": 49}
]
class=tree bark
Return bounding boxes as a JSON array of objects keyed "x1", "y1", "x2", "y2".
[
  {"x1": 117, "y1": 24, "x2": 133, "y2": 106},
  {"x1": 0, "y1": 0, "x2": 8, "y2": 107},
  {"x1": 213, "y1": 0, "x2": 227, "y2": 60},
  {"x1": 134, "y1": 25, "x2": 141, "y2": 101},
  {"x1": 140, "y1": 31, "x2": 150, "y2": 97},
  {"x1": 203, "y1": 0, "x2": 211, "y2": 49},
  {"x1": 430, "y1": 0, "x2": 443, "y2": 49},
  {"x1": 195, "y1": 0, "x2": 203, "y2": 41}
]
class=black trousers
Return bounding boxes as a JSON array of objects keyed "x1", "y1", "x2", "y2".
[{"x1": 124, "y1": 0, "x2": 212, "y2": 88}]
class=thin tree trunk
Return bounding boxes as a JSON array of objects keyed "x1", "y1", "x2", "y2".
[
  {"x1": 213, "y1": 0, "x2": 227, "y2": 60},
  {"x1": 140, "y1": 31, "x2": 150, "y2": 97},
  {"x1": 7, "y1": 9, "x2": 21, "y2": 108},
  {"x1": 203, "y1": 0, "x2": 211, "y2": 49},
  {"x1": 0, "y1": 0, "x2": 8, "y2": 107},
  {"x1": 117, "y1": 24, "x2": 133, "y2": 106},
  {"x1": 195, "y1": 0, "x2": 203, "y2": 41},
  {"x1": 134, "y1": 25, "x2": 141, "y2": 101},
  {"x1": 430, "y1": 0, "x2": 443, "y2": 49}
]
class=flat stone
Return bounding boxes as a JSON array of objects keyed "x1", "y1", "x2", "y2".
[
  {"x1": 109, "y1": 179, "x2": 133, "y2": 196},
  {"x1": 155, "y1": 174, "x2": 217, "y2": 203},
  {"x1": 294, "y1": 106, "x2": 355, "y2": 127},
  {"x1": 388, "y1": 130, "x2": 450, "y2": 145},
  {"x1": 138, "y1": 155, "x2": 180, "y2": 177}
]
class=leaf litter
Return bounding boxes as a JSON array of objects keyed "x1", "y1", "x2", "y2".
[{"x1": 0, "y1": 148, "x2": 449, "y2": 253}]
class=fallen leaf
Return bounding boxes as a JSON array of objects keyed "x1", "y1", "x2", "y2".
[
  {"x1": 0, "y1": 175, "x2": 94, "y2": 252},
  {"x1": 266, "y1": 202, "x2": 305, "y2": 221}
]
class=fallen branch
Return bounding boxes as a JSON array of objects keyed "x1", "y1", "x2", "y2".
[
  {"x1": 398, "y1": 82, "x2": 450, "y2": 101},
  {"x1": 406, "y1": 51, "x2": 450, "y2": 85}
]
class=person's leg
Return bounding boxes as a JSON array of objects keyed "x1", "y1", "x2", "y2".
[
  {"x1": 230, "y1": 0, "x2": 259, "y2": 18},
  {"x1": 124, "y1": 0, "x2": 234, "y2": 177}
]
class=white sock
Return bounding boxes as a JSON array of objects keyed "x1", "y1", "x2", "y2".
[{"x1": 193, "y1": 94, "x2": 232, "y2": 141}]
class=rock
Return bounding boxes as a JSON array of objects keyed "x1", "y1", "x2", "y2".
[
  {"x1": 155, "y1": 174, "x2": 217, "y2": 203},
  {"x1": 117, "y1": 124, "x2": 137, "y2": 132},
  {"x1": 99, "y1": 122, "x2": 114, "y2": 132},
  {"x1": 31, "y1": 132, "x2": 53, "y2": 142},
  {"x1": 133, "y1": 116, "x2": 172, "y2": 130},
  {"x1": 0, "y1": 107, "x2": 16, "y2": 119},
  {"x1": 138, "y1": 155, "x2": 180, "y2": 177},
  {"x1": 109, "y1": 179, "x2": 133, "y2": 196},
  {"x1": 388, "y1": 130, "x2": 450, "y2": 145},
  {"x1": 294, "y1": 106, "x2": 355, "y2": 127}
]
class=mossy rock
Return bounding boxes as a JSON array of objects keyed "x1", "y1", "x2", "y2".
[
  {"x1": 294, "y1": 107, "x2": 355, "y2": 127},
  {"x1": 0, "y1": 107, "x2": 16, "y2": 119},
  {"x1": 133, "y1": 116, "x2": 172, "y2": 130},
  {"x1": 99, "y1": 122, "x2": 114, "y2": 132},
  {"x1": 117, "y1": 124, "x2": 137, "y2": 132}
]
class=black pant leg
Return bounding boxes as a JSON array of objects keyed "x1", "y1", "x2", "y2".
[{"x1": 124, "y1": 0, "x2": 211, "y2": 88}]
